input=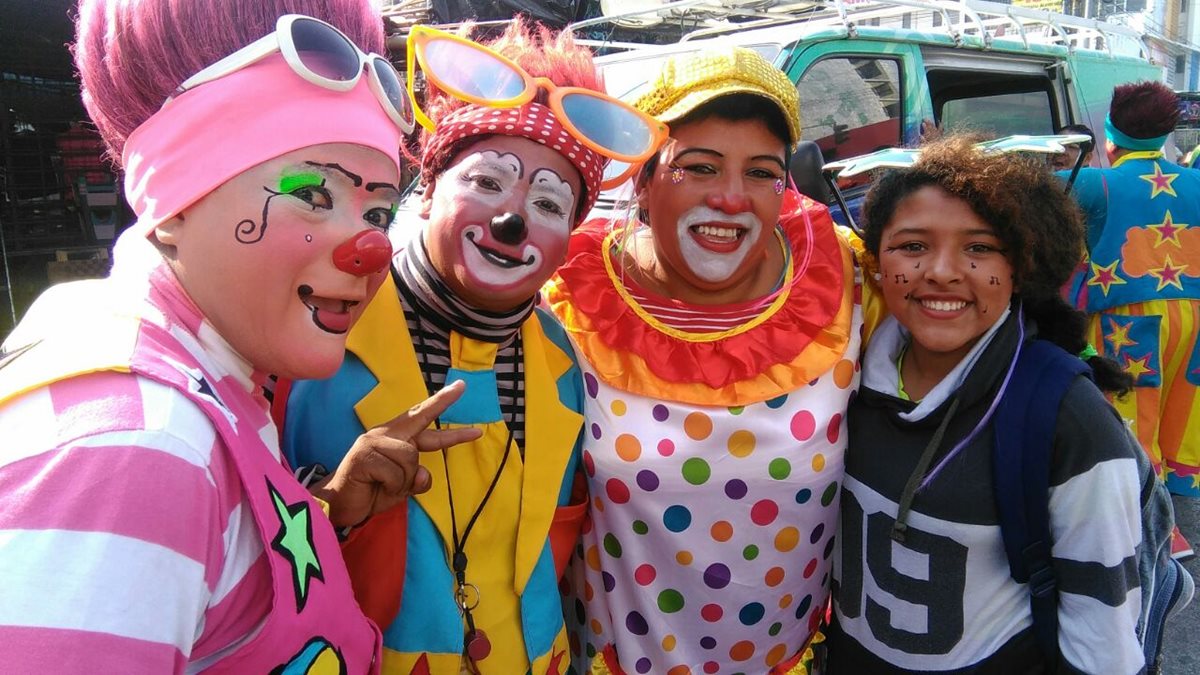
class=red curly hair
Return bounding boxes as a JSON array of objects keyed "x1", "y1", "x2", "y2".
[{"x1": 1109, "y1": 80, "x2": 1180, "y2": 140}]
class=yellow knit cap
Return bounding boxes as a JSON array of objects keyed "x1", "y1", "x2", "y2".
[{"x1": 633, "y1": 46, "x2": 800, "y2": 150}]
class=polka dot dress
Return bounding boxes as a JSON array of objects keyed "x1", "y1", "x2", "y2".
[{"x1": 564, "y1": 314, "x2": 862, "y2": 674}]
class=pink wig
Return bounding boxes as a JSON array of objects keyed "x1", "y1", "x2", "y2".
[
  {"x1": 408, "y1": 17, "x2": 604, "y2": 167},
  {"x1": 1109, "y1": 80, "x2": 1180, "y2": 139},
  {"x1": 74, "y1": 0, "x2": 386, "y2": 165}
]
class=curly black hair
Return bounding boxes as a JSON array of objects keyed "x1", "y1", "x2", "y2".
[{"x1": 861, "y1": 135, "x2": 1131, "y2": 395}]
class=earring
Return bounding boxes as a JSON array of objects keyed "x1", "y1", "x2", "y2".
[
  {"x1": 670, "y1": 166, "x2": 684, "y2": 184},
  {"x1": 773, "y1": 178, "x2": 785, "y2": 195}
]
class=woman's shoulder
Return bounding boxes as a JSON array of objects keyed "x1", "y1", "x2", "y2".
[{"x1": 1050, "y1": 370, "x2": 1143, "y2": 485}]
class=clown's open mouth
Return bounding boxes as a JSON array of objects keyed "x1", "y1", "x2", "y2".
[
  {"x1": 689, "y1": 224, "x2": 748, "y2": 243},
  {"x1": 465, "y1": 231, "x2": 535, "y2": 268},
  {"x1": 298, "y1": 284, "x2": 359, "y2": 335}
]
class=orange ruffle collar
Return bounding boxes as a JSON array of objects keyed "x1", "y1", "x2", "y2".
[{"x1": 544, "y1": 194, "x2": 856, "y2": 406}]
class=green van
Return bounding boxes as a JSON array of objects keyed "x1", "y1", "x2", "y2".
[{"x1": 581, "y1": 0, "x2": 1163, "y2": 212}]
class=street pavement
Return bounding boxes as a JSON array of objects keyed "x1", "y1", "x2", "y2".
[{"x1": 1162, "y1": 495, "x2": 1199, "y2": 674}]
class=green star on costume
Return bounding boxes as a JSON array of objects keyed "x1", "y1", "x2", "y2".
[{"x1": 268, "y1": 480, "x2": 324, "y2": 612}]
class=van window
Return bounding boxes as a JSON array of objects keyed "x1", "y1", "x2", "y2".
[
  {"x1": 941, "y1": 90, "x2": 1055, "y2": 137},
  {"x1": 796, "y1": 56, "x2": 903, "y2": 163}
]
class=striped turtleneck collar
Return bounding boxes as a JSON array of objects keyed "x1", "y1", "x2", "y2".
[{"x1": 394, "y1": 233, "x2": 534, "y2": 343}]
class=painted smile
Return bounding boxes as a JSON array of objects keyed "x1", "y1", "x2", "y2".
[
  {"x1": 298, "y1": 284, "x2": 359, "y2": 334},
  {"x1": 465, "y1": 230, "x2": 535, "y2": 268}
]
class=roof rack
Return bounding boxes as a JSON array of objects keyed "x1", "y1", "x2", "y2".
[{"x1": 567, "y1": 0, "x2": 1149, "y2": 59}]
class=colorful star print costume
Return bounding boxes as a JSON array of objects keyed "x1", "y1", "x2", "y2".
[
  {"x1": 1068, "y1": 152, "x2": 1200, "y2": 496},
  {"x1": 0, "y1": 252, "x2": 380, "y2": 673},
  {"x1": 281, "y1": 262, "x2": 585, "y2": 675},
  {"x1": 544, "y1": 196, "x2": 866, "y2": 674}
]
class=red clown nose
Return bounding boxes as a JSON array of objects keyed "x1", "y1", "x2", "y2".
[{"x1": 333, "y1": 229, "x2": 392, "y2": 276}]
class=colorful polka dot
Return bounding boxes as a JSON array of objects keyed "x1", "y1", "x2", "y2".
[
  {"x1": 682, "y1": 457, "x2": 711, "y2": 485},
  {"x1": 652, "y1": 404, "x2": 669, "y2": 421},
  {"x1": 586, "y1": 545, "x2": 601, "y2": 571},
  {"x1": 626, "y1": 611, "x2": 649, "y2": 635},
  {"x1": 809, "y1": 522, "x2": 826, "y2": 545},
  {"x1": 795, "y1": 488, "x2": 812, "y2": 504},
  {"x1": 812, "y1": 453, "x2": 826, "y2": 472},
  {"x1": 636, "y1": 469, "x2": 660, "y2": 492},
  {"x1": 774, "y1": 526, "x2": 800, "y2": 552},
  {"x1": 634, "y1": 564, "x2": 656, "y2": 585},
  {"x1": 602, "y1": 571, "x2": 616, "y2": 592},
  {"x1": 684, "y1": 412, "x2": 713, "y2": 440},
  {"x1": 739, "y1": 602, "x2": 766, "y2": 626},
  {"x1": 768, "y1": 457, "x2": 791, "y2": 479},
  {"x1": 658, "y1": 589, "x2": 685, "y2": 613},
  {"x1": 635, "y1": 658, "x2": 652, "y2": 674},
  {"x1": 662, "y1": 635, "x2": 677, "y2": 651},
  {"x1": 603, "y1": 533, "x2": 623, "y2": 558},
  {"x1": 676, "y1": 550, "x2": 693, "y2": 565},
  {"x1": 664, "y1": 505, "x2": 692, "y2": 532},
  {"x1": 632, "y1": 519, "x2": 649, "y2": 535},
  {"x1": 750, "y1": 499, "x2": 779, "y2": 526},
  {"x1": 666, "y1": 665, "x2": 689, "y2": 675},
  {"x1": 590, "y1": 423, "x2": 602, "y2": 440},
  {"x1": 727, "y1": 429, "x2": 756, "y2": 458},
  {"x1": 700, "y1": 636, "x2": 717, "y2": 649},
  {"x1": 729, "y1": 640, "x2": 755, "y2": 661},
  {"x1": 743, "y1": 544, "x2": 760, "y2": 560},
  {"x1": 764, "y1": 566, "x2": 785, "y2": 587},
  {"x1": 615, "y1": 434, "x2": 641, "y2": 461},
  {"x1": 728, "y1": 405, "x2": 744, "y2": 415},
  {"x1": 584, "y1": 373, "x2": 598, "y2": 398},
  {"x1": 703, "y1": 563, "x2": 731, "y2": 589},
  {"x1": 583, "y1": 450, "x2": 595, "y2": 477},
  {"x1": 833, "y1": 359, "x2": 856, "y2": 389},
  {"x1": 701, "y1": 603, "x2": 723, "y2": 622},
  {"x1": 821, "y1": 481, "x2": 839, "y2": 506},
  {"x1": 791, "y1": 410, "x2": 816, "y2": 441},
  {"x1": 765, "y1": 394, "x2": 788, "y2": 409},
  {"x1": 710, "y1": 520, "x2": 733, "y2": 542},
  {"x1": 803, "y1": 558, "x2": 818, "y2": 578},
  {"x1": 724, "y1": 478, "x2": 748, "y2": 500},
  {"x1": 827, "y1": 412, "x2": 843, "y2": 443},
  {"x1": 766, "y1": 643, "x2": 788, "y2": 667},
  {"x1": 703, "y1": 662, "x2": 719, "y2": 674},
  {"x1": 778, "y1": 593, "x2": 793, "y2": 609},
  {"x1": 658, "y1": 439, "x2": 675, "y2": 456},
  {"x1": 605, "y1": 479, "x2": 630, "y2": 504},
  {"x1": 611, "y1": 399, "x2": 627, "y2": 416},
  {"x1": 795, "y1": 594, "x2": 813, "y2": 619}
]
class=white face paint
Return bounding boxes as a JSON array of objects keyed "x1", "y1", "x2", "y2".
[
  {"x1": 422, "y1": 135, "x2": 583, "y2": 312},
  {"x1": 441, "y1": 153, "x2": 575, "y2": 289},
  {"x1": 674, "y1": 205, "x2": 763, "y2": 283}
]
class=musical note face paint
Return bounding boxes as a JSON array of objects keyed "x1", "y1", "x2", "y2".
[
  {"x1": 164, "y1": 143, "x2": 400, "y2": 379},
  {"x1": 421, "y1": 135, "x2": 581, "y2": 312},
  {"x1": 878, "y1": 185, "x2": 1014, "y2": 370}
]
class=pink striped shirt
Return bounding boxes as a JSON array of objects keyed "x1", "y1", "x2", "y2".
[{"x1": 0, "y1": 261, "x2": 273, "y2": 673}]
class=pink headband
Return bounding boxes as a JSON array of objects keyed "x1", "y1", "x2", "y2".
[
  {"x1": 122, "y1": 55, "x2": 403, "y2": 235},
  {"x1": 420, "y1": 102, "x2": 604, "y2": 221}
]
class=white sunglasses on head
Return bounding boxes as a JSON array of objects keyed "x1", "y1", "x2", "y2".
[{"x1": 173, "y1": 14, "x2": 415, "y2": 134}]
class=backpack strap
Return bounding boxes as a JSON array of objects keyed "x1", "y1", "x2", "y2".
[{"x1": 993, "y1": 339, "x2": 1091, "y2": 661}]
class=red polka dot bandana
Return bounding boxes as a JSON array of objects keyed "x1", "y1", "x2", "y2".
[{"x1": 421, "y1": 102, "x2": 604, "y2": 221}]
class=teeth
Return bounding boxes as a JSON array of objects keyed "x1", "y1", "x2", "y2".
[
  {"x1": 920, "y1": 299, "x2": 967, "y2": 312},
  {"x1": 694, "y1": 225, "x2": 740, "y2": 240}
]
